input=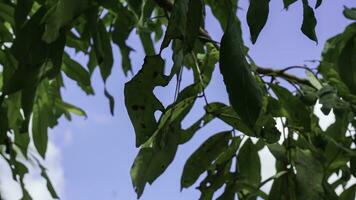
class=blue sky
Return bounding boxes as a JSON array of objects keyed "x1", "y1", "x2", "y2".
[{"x1": 0, "y1": 1, "x2": 355, "y2": 199}]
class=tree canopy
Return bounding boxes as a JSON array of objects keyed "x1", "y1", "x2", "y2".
[{"x1": 0, "y1": 0, "x2": 355, "y2": 199}]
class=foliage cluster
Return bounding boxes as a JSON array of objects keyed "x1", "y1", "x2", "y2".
[{"x1": 0, "y1": 0, "x2": 355, "y2": 199}]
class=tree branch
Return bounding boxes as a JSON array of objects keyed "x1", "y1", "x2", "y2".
[{"x1": 153, "y1": 0, "x2": 313, "y2": 87}]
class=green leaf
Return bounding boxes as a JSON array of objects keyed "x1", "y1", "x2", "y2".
[
  {"x1": 42, "y1": 0, "x2": 90, "y2": 43},
  {"x1": 283, "y1": 0, "x2": 298, "y2": 9},
  {"x1": 93, "y1": 20, "x2": 114, "y2": 82},
  {"x1": 125, "y1": 56, "x2": 169, "y2": 147},
  {"x1": 160, "y1": 0, "x2": 189, "y2": 51},
  {"x1": 267, "y1": 143, "x2": 287, "y2": 162},
  {"x1": 104, "y1": 88, "x2": 115, "y2": 116},
  {"x1": 237, "y1": 139, "x2": 261, "y2": 186},
  {"x1": 247, "y1": 0, "x2": 270, "y2": 44},
  {"x1": 268, "y1": 172, "x2": 295, "y2": 200},
  {"x1": 62, "y1": 53, "x2": 94, "y2": 95},
  {"x1": 337, "y1": 35, "x2": 356, "y2": 94},
  {"x1": 112, "y1": 6, "x2": 136, "y2": 75},
  {"x1": 38, "y1": 164, "x2": 59, "y2": 199},
  {"x1": 197, "y1": 159, "x2": 232, "y2": 199},
  {"x1": 185, "y1": 0, "x2": 204, "y2": 51},
  {"x1": 179, "y1": 114, "x2": 214, "y2": 144},
  {"x1": 343, "y1": 7, "x2": 356, "y2": 20},
  {"x1": 206, "y1": 0, "x2": 238, "y2": 29},
  {"x1": 139, "y1": 32, "x2": 156, "y2": 55},
  {"x1": 32, "y1": 102, "x2": 49, "y2": 158},
  {"x1": 0, "y1": 2, "x2": 15, "y2": 25},
  {"x1": 294, "y1": 149, "x2": 324, "y2": 200},
  {"x1": 127, "y1": 0, "x2": 143, "y2": 17},
  {"x1": 205, "y1": 102, "x2": 253, "y2": 136},
  {"x1": 56, "y1": 100, "x2": 87, "y2": 117},
  {"x1": 315, "y1": 0, "x2": 323, "y2": 9},
  {"x1": 131, "y1": 129, "x2": 179, "y2": 198},
  {"x1": 339, "y1": 184, "x2": 356, "y2": 200},
  {"x1": 0, "y1": 22, "x2": 12, "y2": 42},
  {"x1": 271, "y1": 84, "x2": 311, "y2": 131},
  {"x1": 301, "y1": 0, "x2": 318, "y2": 43},
  {"x1": 219, "y1": 15, "x2": 263, "y2": 128},
  {"x1": 181, "y1": 131, "x2": 231, "y2": 188}
]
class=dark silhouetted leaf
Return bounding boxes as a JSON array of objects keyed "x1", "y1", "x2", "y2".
[
  {"x1": 337, "y1": 35, "x2": 356, "y2": 94},
  {"x1": 93, "y1": 20, "x2": 114, "y2": 82},
  {"x1": 112, "y1": 6, "x2": 136, "y2": 75},
  {"x1": 301, "y1": 0, "x2": 318, "y2": 43},
  {"x1": 283, "y1": 0, "x2": 298, "y2": 9},
  {"x1": 160, "y1": 0, "x2": 189, "y2": 51},
  {"x1": 315, "y1": 0, "x2": 323, "y2": 9},
  {"x1": 247, "y1": 0, "x2": 270, "y2": 44},
  {"x1": 237, "y1": 139, "x2": 261, "y2": 186},
  {"x1": 185, "y1": 0, "x2": 204, "y2": 51},
  {"x1": 206, "y1": 0, "x2": 238, "y2": 29},
  {"x1": 219, "y1": 15, "x2": 263, "y2": 127}
]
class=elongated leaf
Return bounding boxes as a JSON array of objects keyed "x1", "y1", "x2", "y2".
[
  {"x1": 160, "y1": 0, "x2": 189, "y2": 51},
  {"x1": 125, "y1": 56, "x2": 169, "y2": 147},
  {"x1": 112, "y1": 6, "x2": 136, "y2": 75},
  {"x1": 93, "y1": 20, "x2": 114, "y2": 82},
  {"x1": 104, "y1": 88, "x2": 115, "y2": 116},
  {"x1": 0, "y1": 2, "x2": 14, "y2": 25},
  {"x1": 343, "y1": 7, "x2": 356, "y2": 20},
  {"x1": 131, "y1": 125, "x2": 179, "y2": 198},
  {"x1": 337, "y1": 35, "x2": 356, "y2": 94},
  {"x1": 206, "y1": 0, "x2": 238, "y2": 29},
  {"x1": 247, "y1": 0, "x2": 270, "y2": 44},
  {"x1": 315, "y1": 0, "x2": 323, "y2": 9},
  {"x1": 185, "y1": 0, "x2": 204, "y2": 51},
  {"x1": 32, "y1": 102, "x2": 49, "y2": 158},
  {"x1": 283, "y1": 0, "x2": 298, "y2": 9},
  {"x1": 42, "y1": 0, "x2": 90, "y2": 43},
  {"x1": 205, "y1": 102, "x2": 253, "y2": 135},
  {"x1": 56, "y1": 100, "x2": 87, "y2": 117},
  {"x1": 62, "y1": 53, "x2": 94, "y2": 95},
  {"x1": 301, "y1": 0, "x2": 318, "y2": 43},
  {"x1": 39, "y1": 164, "x2": 59, "y2": 199},
  {"x1": 181, "y1": 131, "x2": 231, "y2": 188},
  {"x1": 237, "y1": 139, "x2": 261, "y2": 186},
  {"x1": 294, "y1": 149, "x2": 325, "y2": 200},
  {"x1": 219, "y1": 15, "x2": 263, "y2": 127}
]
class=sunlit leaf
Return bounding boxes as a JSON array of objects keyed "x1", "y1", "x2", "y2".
[{"x1": 125, "y1": 56, "x2": 169, "y2": 147}]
